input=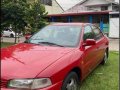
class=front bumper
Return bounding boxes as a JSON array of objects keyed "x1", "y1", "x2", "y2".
[{"x1": 1, "y1": 81, "x2": 62, "y2": 90}]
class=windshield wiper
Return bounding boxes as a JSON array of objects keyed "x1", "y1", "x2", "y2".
[{"x1": 38, "y1": 41, "x2": 64, "y2": 47}]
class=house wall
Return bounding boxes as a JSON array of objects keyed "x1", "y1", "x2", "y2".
[
  {"x1": 108, "y1": 5, "x2": 112, "y2": 11},
  {"x1": 27, "y1": 0, "x2": 63, "y2": 14},
  {"x1": 86, "y1": 6, "x2": 101, "y2": 11},
  {"x1": 86, "y1": 4, "x2": 113, "y2": 11},
  {"x1": 45, "y1": 0, "x2": 64, "y2": 14},
  {"x1": 83, "y1": 0, "x2": 114, "y2": 11}
]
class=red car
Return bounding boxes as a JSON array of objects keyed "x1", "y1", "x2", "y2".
[{"x1": 1, "y1": 23, "x2": 109, "y2": 90}]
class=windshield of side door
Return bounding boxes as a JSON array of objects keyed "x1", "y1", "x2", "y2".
[{"x1": 26, "y1": 25, "x2": 82, "y2": 47}]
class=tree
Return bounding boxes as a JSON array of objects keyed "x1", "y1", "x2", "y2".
[
  {"x1": 1, "y1": 0, "x2": 29, "y2": 43},
  {"x1": 25, "y1": 0, "x2": 48, "y2": 34},
  {"x1": 1, "y1": 0, "x2": 48, "y2": 43}
]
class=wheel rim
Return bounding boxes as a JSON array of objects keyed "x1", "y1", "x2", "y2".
[
  {"x1": 66, "y1": 78, "x2": 77, "y2": 90},
  {"x1": 104, "y1": 52, "x2": 108, "y2": 63}
]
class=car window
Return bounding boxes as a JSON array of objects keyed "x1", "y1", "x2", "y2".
[
  {"x1": 28, "y1": 25, "x2": 82, "y2": 47},
  {"x1": 83, "y1": 25, "x2": 94, "y2": 41},
  {"x1": 91, "y1": 25, "x2": 103, "y2": 40},
  {"x1": 9, "y1": 30, "x2": 12, "y2": 32}
]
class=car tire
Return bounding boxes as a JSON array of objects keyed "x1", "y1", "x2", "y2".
[
  {"x1": 101, "y1": 50, "x2": 108, "y2": 65},
  {"x1": 10, "y1": 34, "x2": 14, "y2": 38},
  {"x1": 61, "y1": 72, "x2": 80, "y2": 90}
]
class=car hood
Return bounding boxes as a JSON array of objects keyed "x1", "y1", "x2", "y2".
[{"x1": 1, "y1": 43, "x2": 74, "y2": 79}]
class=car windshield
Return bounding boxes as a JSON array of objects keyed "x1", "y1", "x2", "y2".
[{"x1": 26, "y1": 25, "x2": 82, "y2": 47}]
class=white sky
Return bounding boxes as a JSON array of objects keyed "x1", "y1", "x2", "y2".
[{"x1": 56, "y1": 0, "x2": 119, "y2": 10}]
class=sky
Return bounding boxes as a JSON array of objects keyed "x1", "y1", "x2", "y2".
[{"x1": 56, "y1": 0, "x2": 119, "y2": 10}]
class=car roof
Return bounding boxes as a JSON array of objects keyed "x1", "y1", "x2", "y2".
[{"x1": 50, "y1": 23, "x2": 91, "y2": 26}]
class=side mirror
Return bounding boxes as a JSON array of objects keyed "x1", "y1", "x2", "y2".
[
  {"x1": 83, "y1": 39, "x2": 96, "y2": 46},
  {"x1": 25, "y1": 34, "x2": 32, "y2": 40}
]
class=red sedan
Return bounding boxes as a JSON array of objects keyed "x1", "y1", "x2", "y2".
[{"x1": 1, "y1": 23, "x2": 109, "y2": 90}]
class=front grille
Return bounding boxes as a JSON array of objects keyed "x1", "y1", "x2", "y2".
[{"x1": 0, "y1": 79, "x2": 8, "y2": 88}]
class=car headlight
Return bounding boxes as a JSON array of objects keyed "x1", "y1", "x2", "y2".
[{"x1": 8, "y1": 78, "x2": 52, "y2": 89}]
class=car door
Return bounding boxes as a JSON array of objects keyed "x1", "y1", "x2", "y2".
[
  {"x1": 91, "y1": 25, "x2": 106, "y2": 64},
  {"x1": 8, "y1": 29, "x2": 13, "y2": 36},
  {"x1": 3, "y1": 29, "x2": 9, "y2": 36},
  {"x1": 82, "y1": 25, "x2": 98, "y2": 78}
]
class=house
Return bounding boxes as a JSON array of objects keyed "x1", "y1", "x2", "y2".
[
  {"x1": 47, "y1": 0, "x2": 119, "y2": 37},
  {"x1": 64, "y1": 0, "x2": 119, "y2": 13},
  {"x1": 27, "y1": 0, "x2": 64, "y2": 14},
  {"x1": 48, "y1": 11, "x2": 110, "y2": 34}
]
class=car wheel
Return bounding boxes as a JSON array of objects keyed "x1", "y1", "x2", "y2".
[
  {"x1": 10, "y1": 34, "x2": 14, "y2": 38},
  {"x1": 61, "y1": 72, "x2": 80, "y2": 90},
  {"x1": 101, "y1": 50, "x2": 108, "y2": 65}
]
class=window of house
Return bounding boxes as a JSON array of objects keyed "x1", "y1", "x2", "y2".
[
  {"x1": 40, "y1": 0, "x2": 52, "y2": 6},
  {"x1": 101, "y1": 6, "x2": 108, "y2": 11},
  {"x1": 112, "y1": 5, "x2": 119, "y2": 11}
]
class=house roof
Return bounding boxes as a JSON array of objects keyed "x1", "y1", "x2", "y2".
[
  {"x1": 73, "y1": 0, "x2": 118, "y2": 6},
  {"x1": 54, "y1": 0, "x2": 64, "y2": 12},
  {"x1": 48, "y1": 11, "x2": 109, "y2": 17},
  {"x1": 64, "y1": 0, "x2": 118, "y2": 13}
]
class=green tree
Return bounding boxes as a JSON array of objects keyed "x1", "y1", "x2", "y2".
[
  {"x1": 26, "y1": 0, "x2": 48, "y2": 34},
  {"x1": 1, "y1": 0, "x2": 29, "y2": 43},
  {"x1": 1, "y1": 0, "x2": 48, "y2": 43}
]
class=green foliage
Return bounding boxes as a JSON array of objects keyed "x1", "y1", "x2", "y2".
[
  {"x1": 1, "y1": 0, "x2": 28, "y2": 30},
  {"x1": 1, "y1": 0, "x2": 48, "y2": 42},
  {"x1": 1, "y1": 0, "x2": 30, "y2": 43},
  {"x1": 25, "y1": 1, "x2": 48, "y2": 33}
]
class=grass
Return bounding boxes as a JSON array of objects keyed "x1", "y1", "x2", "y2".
[
  {"x1": 1, "y1": 42, "x2": 14, "y2": 48},
  {"x1": 80, "y1": 51, "x2": 119, "y2": 90},
  {"x1": 1, "y1": 42, "x2": 119, "y2": 90}
]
